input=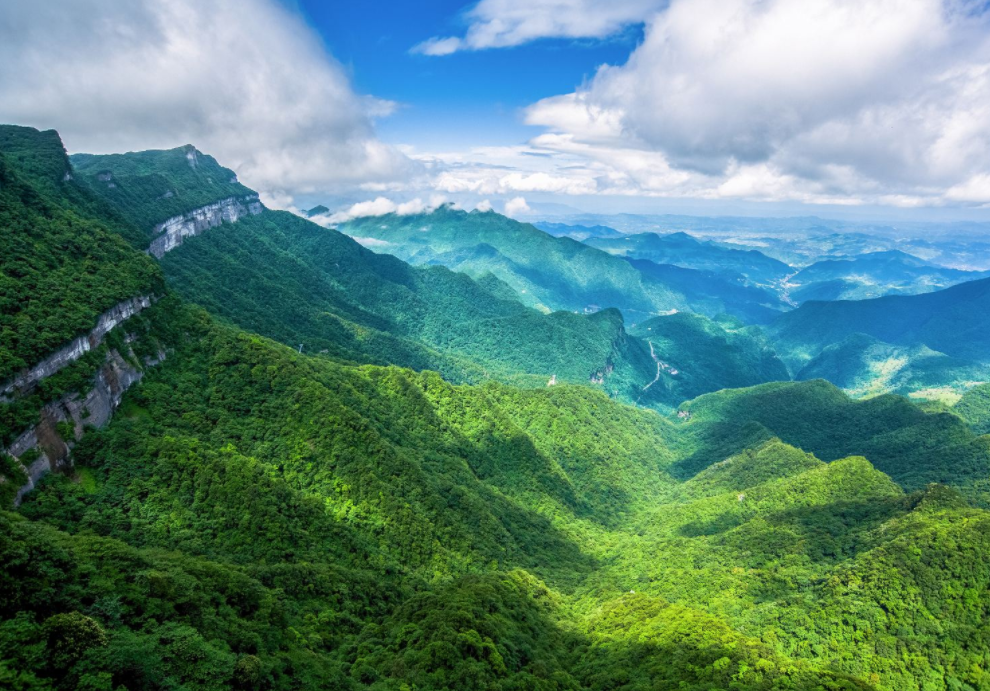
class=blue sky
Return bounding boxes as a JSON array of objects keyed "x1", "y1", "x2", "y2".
[
  {"x1": 296, "y1": 1, "x2": 642, "y2": 150},
  {"x1": 3, "y1": 0, "x2": 990, "y2": 222}
]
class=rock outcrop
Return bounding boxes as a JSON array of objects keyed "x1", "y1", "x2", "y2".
[
  {"x1": 7, "y1": 346, "x2": 165, "y2": 505},
  {"x1": 148, "y1": 195, "x2": 263, "y2": 258},
  {"x1": 0, "y1": 295, "x2": 153, "y2": 401}
]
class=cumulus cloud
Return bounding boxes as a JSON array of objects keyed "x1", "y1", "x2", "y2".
[
  {"x1": 0, "y1": 0, "x2": 415, "y2": 206},
  {"x1": 521, "y1": 0, "x2": 990, "y2": 205},
  {"x1": 503, "y1": 196, "x2": 532, "y2": 216},
  {"x1": 318, "y1": 195, "x2": 449, "y2": 225},
  {"x1": 413, "y1": 0, "x2": 663, "y2": 54}
]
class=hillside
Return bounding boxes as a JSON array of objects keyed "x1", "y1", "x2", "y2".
[
  {"x1": 340, "y1": 207, "x2": 788, "y2": 323},
  {"x1": 678, "y1": 379, "x2": 990, "y2": 499},
  {"x1": 629, "y1": 312, "x2": 789, "y2": 402},
  {"x1": 76, "y1": 137, "x2": 792, "y2": 409},
  {"x1": 70, "y1": 145, "x2": 255, "y2": 234},
  {"x1": 8, "y1": 306, "x2": 990, "y2": 690},
  {"x1": 773, "y1": 276, "x2": 990, "y2": 366},
  {"x1": 532, "y1": 221, "x2": 625, "y2": 240},
  {"x1": 5, "y1": 125, "x2": 990, "y2": 690},
  {"x1": 795, "y1": 333, "x2": 990, "y2": 399},
  {"x1": 586, "y1": 231, "x2": 792, "y2": 287}
]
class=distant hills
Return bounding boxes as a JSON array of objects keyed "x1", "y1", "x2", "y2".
[
  {"x1": 532, "y1": 221, "x2": 624, "y2": 240},
  {"x1": 340, "y1": 207, "x2": 788, "y2": 324},
  {"x1": 585, "y1": 231, "x2": 792, "y2": 287},
  {"x1": 786, "y1": 250, "x2": 989, "y2": 302}
]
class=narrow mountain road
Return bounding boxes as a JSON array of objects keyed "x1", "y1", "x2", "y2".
[{"x1": 642, "y1": 341, "x2": 662, "y2": 392}]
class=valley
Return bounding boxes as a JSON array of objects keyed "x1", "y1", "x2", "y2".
[{"x1": 4, "y1": 126, "x2": 990, "y2": 691}]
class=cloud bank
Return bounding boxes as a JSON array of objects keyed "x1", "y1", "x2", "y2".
[
  {"x1": 0, "y1": 0, "x2": 414, "y2": 206},
  {"x1": 413, "y1": 0, "x2": 990, "y2": 209},
  {"x1": 521, "y1": 0, "x2": 990, "y2": 205}
]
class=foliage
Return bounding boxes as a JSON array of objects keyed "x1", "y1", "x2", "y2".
[
  {"x1": 0, "y1": 128, "x2": 162, "y2": 383},
  {"x1": 6, "y1": 128, "x2": 990, "y2": 691},
  {"x1": 70, "y1": 145, "x2": 252, "y2": 233}
]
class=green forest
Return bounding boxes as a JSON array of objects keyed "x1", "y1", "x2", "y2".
[{"x1": 4, "y1": 125, "x2": 990, "y2": 691}]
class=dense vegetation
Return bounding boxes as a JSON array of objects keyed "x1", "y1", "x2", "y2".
[
  {"x1": 70, "y1": 145, "x2": 253, "y2": 233},
  {"x1": 157, "y1": 205, "x2": 790, "y2": 409},
  {"x1": 0, "y1": 127, "x2": 162, "y2": 383},
  {"x1": 773, "y1": 275, "x2": 990, "y2": 365},
  {"x1": 630, "y1": 312, "x2": 789, "y2": 402},
  {"x1": 5, "y1": 127, "x2": 990, "y2": 690},
  {"x1": 795, "y1": 333, "x2": 990, "y2": 400},
  {"x1": 7, "y1": 311, "x2": 990, "y2": 689}
]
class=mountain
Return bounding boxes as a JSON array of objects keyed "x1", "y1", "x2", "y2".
[
  {"x1": 677, "y1": 379, "x2": 990, "y2": 498},
  {"x1": 629, "y1": 312, "x2": 789, "y2": 402},
  {"x1": 70, "y1": 144, "x2": 256, "y2": 237},
  {"x1": 953, "y1": 383, "x2": 990, "y2": 434},
  {"x1": 305, "y1": 204, "x2": 330, "y2": 218},
  {"x1": 6, "y1": 124, "x2": 990, "y2": 690},
  {"x1": 532, "y1": 221, "x2": 625, "y2": 240},
  {"x1": 773, "y1": 276, "x2": 990, "y2": 366},
  {"x1": 585, "y1": 231, "x2": 792, "y2": 286},
  {"x1": 794, "y1": 333, "x2": 990, "y2": 399},
  {"x1": 786, "y1": 250, "x2": 989, "y2": 302},
  {"x1": 339, "y1": 207, "x2": 788, "y2": 323},
  {"x1": 47, "y1": 133, "x2": 799, "y2": 411}
]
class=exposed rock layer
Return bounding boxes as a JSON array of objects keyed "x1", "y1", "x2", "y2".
[
  {"x1": 0, "y1": 295, "x2": 153, "y2": 400},
  {"x1": 148, "y1": 195, "x2": 263, "y2": 258},
  {"x1": 7, "y1": 346, "x2": 165, "y2": 504}
]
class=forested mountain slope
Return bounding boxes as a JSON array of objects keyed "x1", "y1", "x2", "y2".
[
  {"x1": 70, "y1": 145, "x2": 255, "y2": 234},
  {"x1": 0, "y1": 127, "x2": 162, "y2": 382},
  {"x1": 773, "y1": 276, "x2": 990, "y2": 363},
  {"x1": 5, "y1": 125, "x2": 990, "y2": 690},
  {"x1": 78, "y1": 134, "x2": 788, "y2": 409},
  {"x1": 6, "y1": 309, "x2": 990, "y2": 689},
  {"x1": 340, "y1": 207, "x2": 787, "y2": 323}
]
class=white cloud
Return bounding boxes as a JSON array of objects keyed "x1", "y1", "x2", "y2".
[
  {"x1": 0, "y1": 0, "x2": 414, "y2": 206},
  {"x1": 518, "y1": 0, "x2": 990, "y2": 205},
  {"x1": 413, "y1": 0, "x2": 663, "y2": 54},
  {"x1": 351, "y1": 237, "x2": 394, "y2": 249},
  {"x1": 504, "y1": 196, "x2": 531, "y2": 216},
  {"x1": 475, "y1": 199, "x2": 493, "y2": 211},
  {"x1": 320, "y1": 195, "x2": 449, "y2": 225}
]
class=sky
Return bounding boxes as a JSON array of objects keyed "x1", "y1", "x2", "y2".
[{"x1": 2, "y1": 0, "x2": 990, "y2": 222}]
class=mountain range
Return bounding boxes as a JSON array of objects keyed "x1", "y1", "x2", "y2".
[{"x1": 3, "y1": 124, "x2": 990, "y2": 691}]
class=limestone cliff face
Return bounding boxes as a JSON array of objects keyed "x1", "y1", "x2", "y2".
[
  {"x1": 6, "y1": 346, "x2": 165, "y2": 504},
  {"x1": 1, "y1": 294, "x2": 163, "y2": 504},
  {"x1": 148, "y1": 194, "x2": 263, "y2": 258},
  {"x1": 0, "y1": 295, "x2": 153, "y2": 401}
]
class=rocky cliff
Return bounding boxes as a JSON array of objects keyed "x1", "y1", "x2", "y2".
[
  {"x1": 148, "y1": 194, "x2": 263, "y2": 258},
  {"x1": 0, "y1": 295, "x2": 153, "y2": 401},
  {"x1": 5, "y1": 344, "x2": 165, "y2": 505},
  {"x1": 1, "y1": 295, "x2": 164, "y2": 504}
]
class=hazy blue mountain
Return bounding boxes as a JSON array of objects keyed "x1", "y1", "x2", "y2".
[
  {"x1": 585, "y1": 231, "x2": 793, "y2": 286},
  {"x1": 532, "y1": 221, "x2": 625, "y2": 240},
  {"x1": 787, "y1": 250, "x2": 990, "y2": 301},
  {"x1": 340, "y1": 207, "x2": 788, "y2": 324}
]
